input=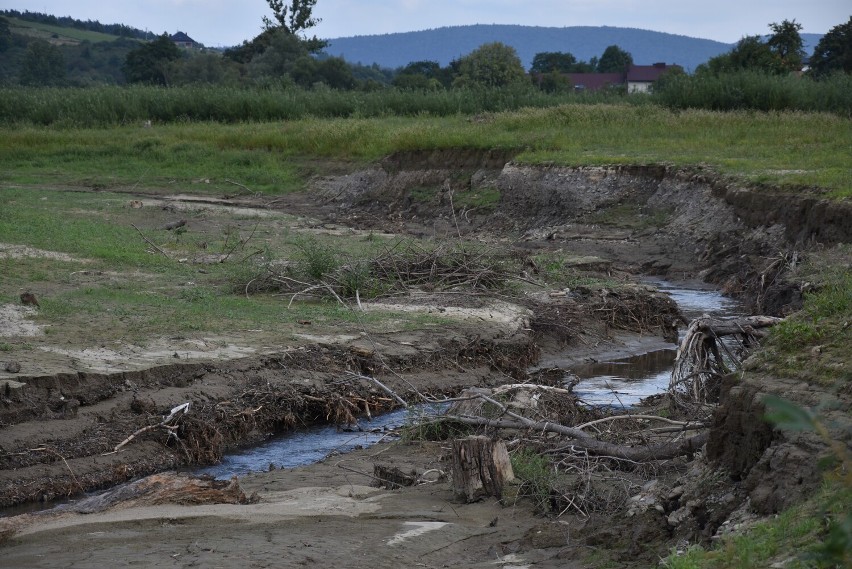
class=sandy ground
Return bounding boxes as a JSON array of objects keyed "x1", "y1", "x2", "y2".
[{"x1": 2, "y1": 441, "x2": 591, "y2": 569}]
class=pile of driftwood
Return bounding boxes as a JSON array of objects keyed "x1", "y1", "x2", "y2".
[
  {"x1": 354, "y1": 375, "x2": 709, "y2": 515},
  {"x1": 669, "y1": 315, "x2": 782, "y2": 418},
  {"x1": 248, "y1": 241, "x2": 530, "y2": 303}
]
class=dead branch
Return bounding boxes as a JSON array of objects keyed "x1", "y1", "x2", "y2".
[
  {"x1": 131, "y1": 223, "x2": 170, "y2": 258},
  {"x1": 576, "y1": 414, "x2": 699, "y2": 430},
  {"x1": 344, "y1": 371, "x2": 408, "y2": 408},
  {"x1": 106, "y1": 402, "x2": 190, "y2": 455},
  {"x1": 446, "y1": 414, "x2": 708, "y2": 462},
  {"x1": 223, "y1": 178, "x2": 256, "y2": 197}
]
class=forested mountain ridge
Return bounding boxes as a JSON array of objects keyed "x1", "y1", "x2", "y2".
[{"x1": 324, "y1": 24, "x2": 824, "y2": 72}]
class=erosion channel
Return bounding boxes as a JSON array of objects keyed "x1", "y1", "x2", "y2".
[{"x1": 1, "y1": 160, "x2": 849, "y2": 568}]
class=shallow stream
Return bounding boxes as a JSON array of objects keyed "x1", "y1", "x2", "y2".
[
  {"x1": 199, "y1": 280, "x2": 743, "y2": 480},
  {"x1": 571, "y1": 279, "x2": 743, "y2": 407}
]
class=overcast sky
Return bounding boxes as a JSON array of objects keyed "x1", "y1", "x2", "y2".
[{"x1": 6, "y1": 1, "x2": 849, "y2": 47}]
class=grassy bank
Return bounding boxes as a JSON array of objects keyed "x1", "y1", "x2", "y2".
[
  {"x1": 0, "y1": 187, "x2": 454, "y2": 347},
  {"x1": 2, "y1": 105, "x2": 849, "y2": 196}
]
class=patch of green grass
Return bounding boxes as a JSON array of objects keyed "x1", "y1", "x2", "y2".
[
  {"x1": 533, "y1": 252, "x2": 621, "y2": 290},
  {"x1": 400, "y1": 415, "x2": 471, "y2": 443},
  {"x1": 660, "y1": 480, "x2": 851, "y2": 569},
  {"x1": 759, "y1": 257, "x2": 852, "y2": 387},
  {"x1": 583, "y1": 203, "x2": 673, "y2": 230},
  {"x1": 510, "y1": 447, "x2": 558, "y2": 513},
  {"x1": 453, "y1": 186, "x2": 501, "y2": 210},
  {"x1": 408, "y1": 185, "x2": 438, "y2": 203},
  {"x1": 8, "y1": 16, "x2": 124, "y2": 44}
]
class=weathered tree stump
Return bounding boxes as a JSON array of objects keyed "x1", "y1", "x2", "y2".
[{"x1": 451, "y1": 436, "x2": 514, "y2": 502}]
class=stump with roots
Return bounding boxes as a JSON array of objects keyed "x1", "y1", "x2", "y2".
[
  {"x1": 451, "y1": 436, "x2": 514, "y2": 502},
  {"x1": 669, "y1": 315, "x2": 782, "y2": 417}
]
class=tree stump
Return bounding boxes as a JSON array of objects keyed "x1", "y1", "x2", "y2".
[{"x1": 451, "y1": 436, "x2": 514, "y2": 502}]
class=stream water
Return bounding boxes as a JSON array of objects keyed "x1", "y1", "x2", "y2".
[
  {"x1": 571, "y1": 279, "x2": 743, "y2": 407},
  {"x1": 196, "y1": 404, "x2": 446, "y2": 480},
  {"x1": 198, "y1": 280, "x2": 743, "y2": 480}
]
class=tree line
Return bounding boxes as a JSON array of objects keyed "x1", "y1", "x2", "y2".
[{"x1": 1, "y1": 2, "x2": 850, "y2": 91}]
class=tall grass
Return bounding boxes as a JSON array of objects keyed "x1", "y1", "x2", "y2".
[
  {"x1": 1, "y1": 104, "x2": 849, "y2": 196},
  {"x1": 654, "y1": 71, "x2": 852, "y2": 116},
  {"x1": 0, "y1": 84, "x2": 641, "y2": 127}
]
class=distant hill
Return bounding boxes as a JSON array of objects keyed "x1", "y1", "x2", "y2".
[
  {"x1": 323, "y1": 24, "x2": 824, "y2": 72},
  {"x1": 1, "y1": 9, "x2": 150, "y2": 42}
]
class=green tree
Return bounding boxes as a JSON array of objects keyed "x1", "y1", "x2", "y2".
[
  {"x1": 19, "y1": 39, "x2": 65, "y2": 86},
  {"x1": 263, "y1": 0, "x2": 320, "y2": 34},
  {"x1": 263, "y1": 0, "x2": 326, "y2": 52},
  {"x1": 314, "y1": 56, "x2": 355, "y2": 89},
  {"x1": 453, "y1": 42, "x2": 526, "y2": 88},
  {"x1": 531, "y1": 51, "x2": 577, "y2": 73},
  {"x1": 392, "y1": 60, "x2": 443, "y2": 90},
  {"x1": 698, "y1": 35, "x2": 780, "y2": 74},
  {"x1": 767, "y1": 19, "x2": 806, "y2": 71},
  {"x1": 596, "y1": 45, "x2": 633, "y2": 73},
  {"x1": 809, "y1": 16, "x2": 852, "y2": 77},
  {"x1": 244, "y1": 29, "x2": 307, "y2": 79},
  {"x1": 123, "y1": 33, "x2": 182, "y2": 85},
  {"x1": 533, "y1": 69, "x2": 573, "y2": 92},
  {"x1": 224, "y1": 28, "x2": 280, "y2": 63}
]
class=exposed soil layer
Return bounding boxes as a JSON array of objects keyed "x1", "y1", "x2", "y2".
[{"x1": 1, "y1": 156, "x2": 849, "y2": 566}]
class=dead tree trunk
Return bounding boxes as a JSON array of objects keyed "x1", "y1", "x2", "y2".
[
  {"x1": 670, "y1": 315, "x2": 783, "y2": 416},
  {"x1": 451, "y1": 436, "x2": 514, "y2": 503}
]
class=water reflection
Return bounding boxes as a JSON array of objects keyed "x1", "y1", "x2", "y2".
[
  {"x1": 571, "y1": 349, "x2": 676, "y2": 408},
  {"x1": 572, "y1": 280, "x2": 742, "y2": 407}
]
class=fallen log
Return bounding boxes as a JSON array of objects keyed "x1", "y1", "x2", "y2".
[
  {"x1": 694, "y1": 315, "x2": 783, "y2": 337},
  {"x1": 66, "y1": 472, "x2": 251, "y2": 514},
  {"x1": 446, "y1": 415, "x2": 708, "y2": 462}
]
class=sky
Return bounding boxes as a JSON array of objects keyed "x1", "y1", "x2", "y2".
[{"x1": 4, "y1": 1, "x2": 849, "y2": 47}]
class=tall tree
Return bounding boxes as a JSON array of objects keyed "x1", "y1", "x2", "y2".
[
  {"x1": 698, "y1": 35, "x2": 780, "y2": 75},
  {"x1": 263, "y1": 0, "x2": 320, "y2": 34},
  {"x1": 262, "y1": 0, "x2": 326, "y2": 52},
  {"x1": 122, "y1": 34, "x2": 182, "y2": 85},
  {"x1": 19, "y1": 40, "x2": 65, "y2": 86},
  {"x1": 808, "y1": 16, "x2": 852, "y2": 77},
  {"x1": 767, "y1": 19, "x2": 806, "y2": 72},
  {"x1": 453, "y1": 42, "x2": 526, "y2": 88},
  {"x1": 596, "y1": 45, "x2": 633, "y2": 73}
]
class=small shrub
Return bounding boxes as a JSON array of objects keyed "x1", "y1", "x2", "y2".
[
  {"x1": 510, "y1": 447, "x2": 557, "y2": 512},
  {"x1": 292, "y1": 236, "x2": 339, "y2": 280}
]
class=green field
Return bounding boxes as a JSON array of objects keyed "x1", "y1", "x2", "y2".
[
  {"x1": 7, "y1": 16, "x2": 127, "y2": 44},
  {"x1": 1, "y1": 104, "x2": 849, "y2": 197}
]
